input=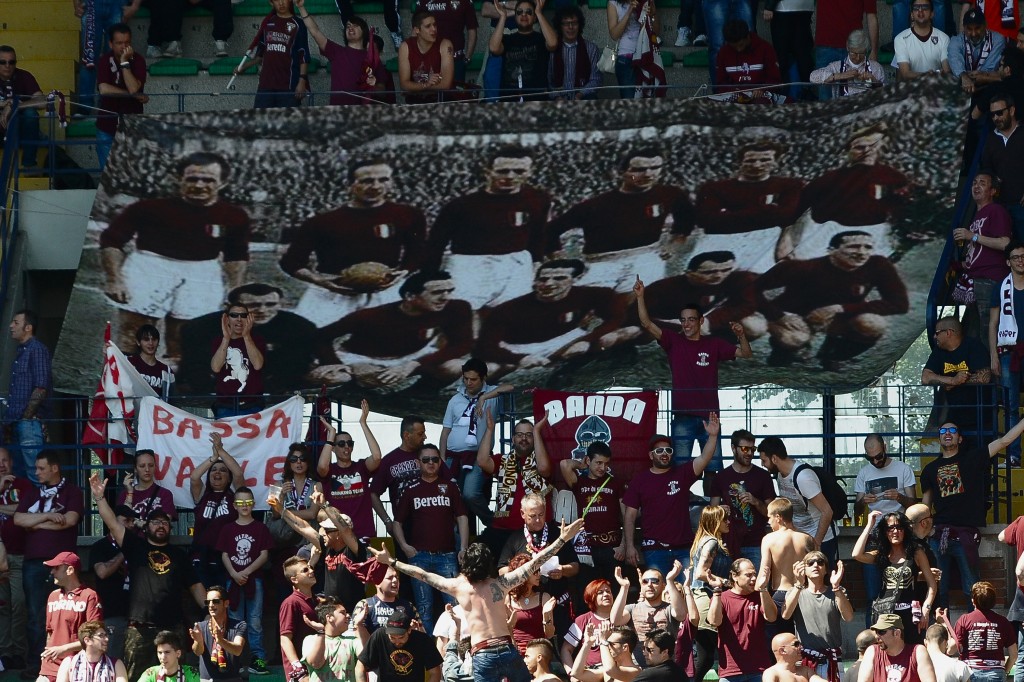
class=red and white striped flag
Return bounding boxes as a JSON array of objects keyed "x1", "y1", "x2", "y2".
[
  {"x1": 632, "y1": 0, "x2": 667, "y2": 98},
  {"x1": 81, "y1": 323, "x2": 157, "y2": 470}
]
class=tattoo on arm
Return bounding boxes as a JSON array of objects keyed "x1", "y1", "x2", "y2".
[{"x1": 490, "y1": 582, "x2": 504, "y2": 603}]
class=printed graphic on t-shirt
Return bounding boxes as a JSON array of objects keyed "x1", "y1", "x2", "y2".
[
  {"x1": 936, "y1": 463, "x2": 964, "y2": 497},
  {"x1": 866, "y1": 476, "x2": 898, "y2": 496},
  {"x1": 727, "y1": 482, "x2": 753, "y2": 526}
]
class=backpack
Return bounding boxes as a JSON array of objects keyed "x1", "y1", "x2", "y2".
[{"x1": 793, "y1": 463, "x2": 849, "y2": 521}]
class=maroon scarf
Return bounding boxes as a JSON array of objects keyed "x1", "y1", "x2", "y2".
[{"x1": 551, "y1": 39, "x2": 592, "y2": 90}]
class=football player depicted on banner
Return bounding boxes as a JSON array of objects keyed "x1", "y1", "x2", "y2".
[
  {"x1": 476, "y1": 259, "x2": 629, "y2": 380},
  {"x1": 547, "y1": 148, "x2": 694, "y2": 293},
  {"x1": 99, "y1": 152, "x2": 251, "y2": 360},
  {"x1": 280, "y1": 158, "x2": 426, "y2": 328}
]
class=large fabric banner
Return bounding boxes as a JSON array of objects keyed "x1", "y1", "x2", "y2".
[
  {"x1": 135, "y1": 395, "x2": 305, "y2": 510},
  {"x1": 533, "y1": 389, "x2": 659, "y2": 485},
  {"x1": 55, "y1": 81, "x2": 966, "y2": 420}
]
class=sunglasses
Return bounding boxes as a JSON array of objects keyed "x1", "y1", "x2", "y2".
[
  {"x1": 641, "y1": 577, "x2": 661, "y2": 585},
  {"x1": 287, "y1": 456, "x2": 305, "y2": 463},
  {"x1": 805, "y1": 559, "x2": 827, "y2": 567},
  {"x1": 234, "y1": 500, "x2": 255, "y2": 507},
  {"x1": 0, "y1": 60, "x2": 16, "y2": 66},
  {"x1": 735, "y1": 445, "x2": 755, "y2": 454},
  {"x1": 204, "y1": 599, "x2": 223, "y2": 605},
  {"x1": 335, "y1": 439, "x2": 355, "y2": 447},
  {"x1": 992, "y1": 107, "x2": 1009, "y2": 117},
  {"x1": 651, "y1": 446, "x2": 673, "y2": 455},
  {"x1": 515, "y1": 8, "x2": 534, "y2": 14},
  {"x1": 867, "y1": 452, "x2": 886, "y2": 462},
  {"x1": 886, "y1": 525, "x2": 903, "y2": 531},
  {"x1": 226, "y1": 312, "x2": 247, "y2": 319},
  {"x1": 420, "y1": 456, "x2": 441, "y2": 464},
  {"x1": 938, "y1": 426, "x2": 959, "y2": 434}
]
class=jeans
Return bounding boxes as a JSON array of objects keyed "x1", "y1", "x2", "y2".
[
  {"x1": 677, "y1": 0, "x2": 706, "y2": 33},
  {"x1": 472, "y1": 641, "x2": 530, "y2": 682},
  {"x1": 124, "y1": 623, "x2": 160, "y2": 682},
  {"x1": 23, "y1": 558, "x2": 51, "y2": 666},
  {"x1": 970, "y1": 670, "x2": 1007, "y2": 682},
  {"x1": 671, "y1": 414, "x2": 724, "y2": 472},
  {"x1": 0, "y1": 553, "x2": 26, "y2": 660},
  {"x1": 229, "y1": 576, "x2": 264, "y2": 660},
  {"x1": 80, "y1": 0, "x2": 123, "y2": 111},
  {"x1": 11, "y1": 419, "x2": 44, "y2": 484},
  {"x1": 930, "y1": 535, "x2": 979, "y2": 608},
  {"x1": 703, "y1": 0, "x2": 753, "y2": 85},
  {"x1": 821, "y1": 537, "x2": 838, "y2": 566},
  {"x1": 1000, "y1": 351, "x2": 1022, "y2": 463},
  {"x1": 614, "y1": 55, "x2": 637, "y2": 99},
  {"x1": 642, "y1": 548, "x2": 690, "y2": 576},
  {"x1": 1015, "y1": 622, "x2": 1024, "y2": 682},
  {"x1": 96, "y1": 129, "x2": 115, "y2": 170},
  {"x1": 483, "y1": 53, "x2": 503, "y2": 101},
  {"x1": 862, "y1": 560, "x2": 882, "y2": 627},
  {"x1": 769, "y1": 11, "x2": 814, "y2": 100},
  {"x1": 1007, "y1": 203, "x2": 1024, "y2": 243},
  {"x1": 253, "y1": 90, "x2": 301, "y2": 109},
  {"x1": 212, "y1": 402, "x2": 264, "y2": 419},
  {"x1": 446, "y1": 457, "x2": 493, "y2": 524},
  {"x1": 142, "y1": 0, "x2": 233, "y2": 44},
  {"x1": 722, "y1": 674, "x2": 766, "y2": 682},
  {"x1": 407, "y1": 551, "x2": 457, "y2": 634}
]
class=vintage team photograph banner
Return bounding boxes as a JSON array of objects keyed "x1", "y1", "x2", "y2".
[
  {"x1": 54, "y1": 80, "x2": 967, "y2": 420},
  {"x1": 533, "y1": 389, "x2": 659, "y2": 485},
  {"x1": 135, "y1": 395, "x2": 305, "y2": 509}
]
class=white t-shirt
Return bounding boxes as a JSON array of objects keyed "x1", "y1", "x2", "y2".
[
  {"x1": 928, "y1": 650, "x2": 972, "y2": 682},
  {"x1": 854, "y1": 459, "x2": 917, "y2": 518},
  {"x1": 778, "y1": 465, "x2": 835, "y2": 542},
  {"x1": 893, "y1": 27, "x2": 950, "y2": 73}
]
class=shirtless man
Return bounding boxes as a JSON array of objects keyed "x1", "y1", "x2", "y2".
[
  {"x1": 763, "y1": 633, "x2": 828, "y2": 682},
  {"x1": 368, "y1": 517, "x2": 585, "y2": 682},
  {"x1": 757, "y1": 498, "x2": 815, "y2": 631}
]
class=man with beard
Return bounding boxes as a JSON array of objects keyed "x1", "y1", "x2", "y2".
[
  {"x1": 755, "y1": 231, "x2": 908, "y2": 369},
  {"x1": 547, "y1": 149, "x2": 695, "y2": 292},
  {"x1": 949, "y1": 8, "x2": 1005, "y2": 102},
  {"x1": 188, "y1": 585, "x2": 248, "y2": 682},
  {"x1": 88, "y1": 474, "x2": 206, "y2": 682},
  {"x1": 425, "y1": 146, "x2": 552, "y2": 311},
  {"x1": 708, "y1": 428, "x2": 776, "y2": 569},
  {"x1": 857, "y1": 614, "x2": 937, "y2": 682},
  {"x1": 280, "y1": 159, "x2": 425, "y2": 328},
  {"x1": 981, "y1": 93, "x2": 1024, "y2": 239},
  {"x1": 55, "y1": 622, "x2": 127, "y2": 682}
]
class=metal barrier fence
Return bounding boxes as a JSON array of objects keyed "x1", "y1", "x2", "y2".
[{"x1": 7, "y1": 380, "x2": 1011, "y2": 541}]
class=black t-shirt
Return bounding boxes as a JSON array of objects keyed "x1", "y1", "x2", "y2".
[
  {"x1": 121, "y1": 532, "x2": 201, "y2": 626},
  {"x1": 89, "y1": 535, "x2": 128, "y2": 618},
  {"x1": 197, "y1": 616, "x2": 248, "y2": 679},
  {"x1": 357, "y1": 628, "x2": 441, "y2": 682},
  {"x1": 634, "y1": 660, "x2": 684, "y2": 681},
  {"x1": 360, "y1": 596, "x2": 420, "y2": 634},
  {"x1": 920, "y1": 447, "x2": 990, "y2": 527},
  {"x1": 500, "y1": 31, "x2": 550, "y2": 99},
  {"x1": 316, "y1": 535, "x2": 368, "y2": 613},
  {"x1": 924, "y1": 338, "x2": 992, "y2": 424}
]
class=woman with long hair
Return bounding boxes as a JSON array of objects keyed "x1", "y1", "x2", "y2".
[
  {"x1": 505, "y1": 552, "x2": 556, "y2": 654},
  {"x1": 688, "y1": 504, "x2": 731, "y2": 682},
  {"x1": 116, "y1": 449, "x2": 177, "y2": 532},
  {"x1": 852, "y1": 510, "x2": 937, "y2": 644},
  {"x1": 189, "y1": 432, "x2": 244, "y2": 588}
]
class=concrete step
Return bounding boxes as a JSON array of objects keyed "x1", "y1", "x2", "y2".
[
  {"x1": 0, "y1": 0, "x2": 79, "y2": 31},
  {"x1": 3, "y1": 30, "x2": 80, "y2": 61}
]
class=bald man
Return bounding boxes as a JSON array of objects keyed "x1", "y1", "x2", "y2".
[{"x1": 763, "y1": 633, "x2": 828, "y2": 682}]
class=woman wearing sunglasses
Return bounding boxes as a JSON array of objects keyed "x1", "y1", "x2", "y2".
[
  {"x1": 689, "y1": 505, "x2": 732, "y2": 682},
  {"x1": 267, "y1": 443, "x2": 322, "y2": 549},
  {"x1": 852, "y1": 510, "x2": 937, "y2": 645}
]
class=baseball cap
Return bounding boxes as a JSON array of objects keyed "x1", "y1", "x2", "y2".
[
  {"x1": 43, "y1": 552, "x2": 82, "y2": 570},
  {"x1": 384, "y1": 606, "x2": 412, "y2": 634},
  {"x1": 146, "y1": 509, "x2": 171, "y2": 522},
  {"x1": 320, "y1": 517, "x2": 337, "y2": 531},
  {"x1": 963, "y1": 7, "x2": 985, "y2": 25},
  {"x1": 870, "y1": 613, "x2": 903, "y2": 632}
]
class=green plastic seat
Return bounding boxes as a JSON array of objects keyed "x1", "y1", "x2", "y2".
[
  {"x1": 66, "y1": 119, "x2": 97, "y2": 138},
  {"x1": 148, "y1": 58, "x2": 202, "y2": 76},
  {"x1": 681, "y1": 49, "x2": 708, "y2": 68}
]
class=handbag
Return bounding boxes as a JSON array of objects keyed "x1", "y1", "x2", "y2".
[
  {"x1": 870, "y1": 594, "x2": 897, "y2": 621},
  {"x1": 598, "y1": 44, "x2": 618, "y2": 74}
]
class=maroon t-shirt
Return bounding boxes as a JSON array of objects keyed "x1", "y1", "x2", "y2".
[
  {"x1": 954, "y1": 609, "x2": 1015, "y2": 669},
  {"x1": 279, "y1": 589, "x2": 317, "y2": 664},
  {"x1": 815, "y1": 0, "x2": 877, "y2": 48},
  {"x1": 116, "y1": 484, "x2": 178, "y2": 521},
  {"x1": 571, "y1": 474, "x2": 624, "y2": 544},
  {"x1": 622, "y1": 465, "x2": 697, "y2": 548},
  {"x1": 280, "y1": 201, "x2": 426, "y2": 275},
  {"x1": 716, "y1": 590, "x2": 772, "y2": 676},
  {"x1": 127, "y1": 355, "x2": 172, "y2": 392},
  {"x1": 963, "y1": 202, "x2": 1013, "y2": 280},
  {"x1": 254, "y1": 14, "x2": 309, "y2": 91},
  {"x1": 0, "y1": 69, "x2": 42, "y2": 102},
  {"x1": 420, "y1": 0, "x2": 478, "y2": 56},
  {"x1": 217, "y1": 519, "x2": 273, "y2": 571},
  {"x1": 403, "y1": 37, "x2": 444, "y2": 105},
  {"x1": 1004, "y1": 516, "x2": 1024, "y2": 560},
  {"x1": 320, "y1": 40, "x2": 390, "y2": 106},
  {"x1": 193, "y1": 488, "x2": 237, "y2": 549},
  {"x1": 16, "y1": 481, "x2": 86, "y2": 560},
  {"x1": 708, "y1": 465, "x2": 775, "y2": 552},
  {"x1": 371, "y1": 448, "x2": 452, "y2": 509},
  {"x1": 715, "y1": 34, "x2": 782, "y2": 91},
  {"x1": 325, "y1": 460, "x2": 376, "y2": 539},
  {"x1": 96, "y1": 51, "x2": 147, "y2": 135},
  {"x1": 658, "y1": 332, "x2": 737, "y2": 417},
  {"x1": 100, "y1": 197, "x2": 251, "y2": 262},
  {"x1": 695, "y1": 176, "x2": 805, "y2": 233},
  {"x1": 394, "y1": 478, "x2": 466, "y2": 553},
  {"x1": 0, "y1": 477, "x2": 33, "y2": 554},
  {"x1": 427, "y1": 187, "x2": 551, "y2": 268},
  {"x1": 211, "y1": 335, "x2": 267, "y2": 401},
  {"x1": 547, "y1": 186, "x2": 694, "y2": 254}
]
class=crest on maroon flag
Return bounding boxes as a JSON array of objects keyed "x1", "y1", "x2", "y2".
[{"x1": 533, "y1": 389, "x2": 659, "y2": 486}]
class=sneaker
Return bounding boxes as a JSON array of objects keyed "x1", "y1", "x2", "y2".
[
  {"x1": 674, "y1": 27, "x2": 692, "y2": 46},
  {"x1": 248, "y1": 659, "x2": 269, "y2": 675},
  {"x1": 162, "y1": 40, "x2": 182, "y2": 58},
  {"x1": 390, "y1": 31, "x2": 403, "y2": 52},
  {"x1": 214, "y1": 40, "x2": 229, "y2": 57},
  {"x1": 693, "y1": 33, "x2": 708, "y2": 46},
  {"x1": 146, "y1": 44, "x2": 162, "y2": 59}
]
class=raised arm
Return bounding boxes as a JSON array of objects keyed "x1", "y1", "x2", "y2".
[
  {"x1": 316, "y1": 417, "x2": 337, "y2": 477},
  {"x1": 296, "y1": 0, "x2": 329, "y2": 52},
  {"x1": 609, "y1": 566, "x2": 631, "y2": 625},
  {"x1": 211, "y1": 432, "x2": 245, "y2": 488},
  {"x1": 852, "y1": 511, "x2": 881, "y2": 564},
  {"x1": 532, "y1": 413, "x2": 553, "y2": 478},
  {"x1": 691, "y1": 413, "x2": 720, "y2": 477},
  {"x1": 367, "y1": 544, "x2": 462, "y2": 596},
  {"x1": 990, "y1": 413, "x2": 1024, "y2": 457},
  {"x1": 499, "y1": 518, "x2": 586, "y2": 591},
  {"x1": 476, "y1": 412, "x2": 498, "y2": 475},
  {"x1": 665, "y1": 560, "x2": 686, "y2": 621},
  {"x1": 359, "y1": 400, "x2": 384, "y2": 472},
  {"x1": 88, "y1": 474, "x2": 126, "y2": 546},
  {"x1": 268, "y1": 493, "x2": 320, "y2": 546},
  {"x1": 632, "y1": 277, "x2": 663, "y2": 341}
]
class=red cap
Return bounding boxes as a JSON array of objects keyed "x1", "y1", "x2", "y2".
[{"x1": 43, "y1": 551, "x2": 82, "y2": 570}]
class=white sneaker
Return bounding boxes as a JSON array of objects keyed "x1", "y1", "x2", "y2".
[
  {"x1": 675, "y1": 27, "x2": 692, "y2": 46},
  {"x1": 146, "y1": 45, "x2": 162, "y2": 59},
  {"x1": 693, "y1": 33, "x2": 708, "y2": 46},
  {"x1": 162, "y1": 40, "x2": 182, "y2": 57},
  {"x1": 214, "y1": 40, "x2": 228, "y2": 57}
]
